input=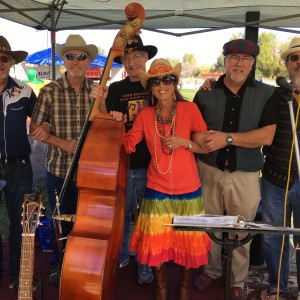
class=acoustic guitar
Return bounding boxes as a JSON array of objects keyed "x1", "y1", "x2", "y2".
[{"x1": 18, "y1": 193, "x2": 43, "y2": 300}]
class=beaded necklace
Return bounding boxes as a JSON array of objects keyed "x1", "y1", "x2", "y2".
[{"x1": 154, "y1": 101, "x2": 177, "y2": 174}]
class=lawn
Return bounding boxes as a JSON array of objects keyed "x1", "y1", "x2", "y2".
[{"x1": 181, "y1": 88, "x2": 197, "y2": 101}]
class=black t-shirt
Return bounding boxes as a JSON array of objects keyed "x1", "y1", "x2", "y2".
[{"x1": 106, "y1": 77, "x2": 151, "y2": 169}]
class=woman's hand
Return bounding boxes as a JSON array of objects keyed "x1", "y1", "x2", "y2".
[
  {"x1": 163, "y1": 135, "x2": 189, "y2": 149},
  {"x1": 110, "y1": 111, "x2": 128, "y2": 123}
]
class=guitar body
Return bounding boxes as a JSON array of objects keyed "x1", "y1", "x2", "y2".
[{"x1": 60, "y1": 115, "x2": 128, "y2": 299}]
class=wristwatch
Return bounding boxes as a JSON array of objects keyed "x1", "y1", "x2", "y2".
[{"x1": 226, "y1": 133, "x2": 233, "y2": 145}]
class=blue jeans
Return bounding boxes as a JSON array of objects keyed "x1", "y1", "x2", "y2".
[
  {"x1": 120, "y1": 168, "x2": 147, "y2": 262},
  {"x1": 0, "y1": 159, "x2": 32, "y2": 279},
  {"x1": 46, "y1": 171, "x2": 78, "y2": 263},
  {"x1": 261, "y1": 176, "x2": 300, "y2": 292}
]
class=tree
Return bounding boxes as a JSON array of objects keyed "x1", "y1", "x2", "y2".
[
  {"x1": 181, "y1": 54, "x2": 197, "y2": 77},
  {"x1": 97, "y1": 46, "x2": 105, "y2": 55},
  {"x1": 256, "y1": 32, "x2": 281, "y2": 78}
]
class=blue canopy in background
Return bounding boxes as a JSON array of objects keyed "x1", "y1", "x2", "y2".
[{"x1": 25, "y1": 47, "x2": 122, "y2": 68}]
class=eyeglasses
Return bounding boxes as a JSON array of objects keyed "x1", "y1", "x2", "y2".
[
  {"x1": 227, "y1": 55, "x2": 253, "y2": 63},
  {"x1": 289, "y1": 54, "x2": 300, "y2": 62},
  {"x1": 64, "y1": 53, "x2": 89, "y2": 61},
  {"x1": 149, "y1": 75, "x2": 176, "y2": 87},
  {"x1": 0, "y1": 56, "x2": 10, "y2": 63}
]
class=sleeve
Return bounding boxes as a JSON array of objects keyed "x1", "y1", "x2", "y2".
[
  {"x1": 27, "y1": 88, "x2": 37, "y2": 117},
  {"x1": 123, "y1": 110, "x2": 145, "y2": 154},
  {"x1": 259, "y1": 90, "x2": 278, "y2": 127},
  {"x1": 190, "y1": 102, "x2": 207, "y2": 133}
]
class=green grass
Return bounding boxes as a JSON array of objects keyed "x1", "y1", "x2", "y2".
[{"x1": 181, "y1": 88, "x2": 197, "y2": 101}]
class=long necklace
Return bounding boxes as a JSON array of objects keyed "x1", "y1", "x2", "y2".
[{"x1": 154, "y1": 101, "x2": 177, "y2": 174}]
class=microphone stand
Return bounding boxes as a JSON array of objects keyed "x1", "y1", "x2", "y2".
[{"x1": 287, "y1": 92, "x2": 300, "y2": 181}]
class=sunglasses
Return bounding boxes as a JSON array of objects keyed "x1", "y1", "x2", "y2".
[
  {"x1": 289, "y1": 54, "x2": 300, "y2": 62},
  {"x1": 149, "y1": 75, "x2": 176, "y2": 87},
  {"x1": 0, "y1": 56, "x2": 10, "y2": 63},
  {"x1": 64, "y1": 53, "x2": 89, "y2": 61}
]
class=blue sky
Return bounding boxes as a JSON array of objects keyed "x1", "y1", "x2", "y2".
[{"x1": 0, "y1": 18, "x2": 298, "y2": 66}]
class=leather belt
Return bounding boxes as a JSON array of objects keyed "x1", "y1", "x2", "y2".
[{"x1": 0, "y1": 155, "x2": 30, "y2": 164}]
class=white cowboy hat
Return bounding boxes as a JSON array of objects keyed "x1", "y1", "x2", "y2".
[
  {"x1": 56, "y1": 34, "x2": 98, "y2": 62},
  {"x1": 281, "y1": 37, "x2": 300, "y2": 60},
  {"x1": 0, "y1": 36, "x2": 27, "y2": 64},
  {"x1": 139, "y1": 58, "x2": 181, "y2": 89}
]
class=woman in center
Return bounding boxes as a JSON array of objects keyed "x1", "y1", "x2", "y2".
[{"x1": 113, "y1": 58, "x2": 210, "y2": 300}]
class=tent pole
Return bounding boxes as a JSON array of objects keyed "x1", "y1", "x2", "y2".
[
  {"x1": 245, "y1": 11, "x2": 260, "y2": 78},
  {"x1": 51, "y1": 31, "x2": 56, "y2": 80}
]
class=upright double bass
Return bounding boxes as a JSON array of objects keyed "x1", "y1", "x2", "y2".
[{"x1": 59, "y1": 3, "x2": 145, "y2": 299}]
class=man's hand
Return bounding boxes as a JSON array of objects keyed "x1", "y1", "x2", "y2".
[
  {"x1": 200, "y1": 78, "x2": 216, "y2": 91},
  {"x1": 30, "y1": 123, "x2": 51, "y2": 142},
  {"x1": 61, "y1": 139, "x2": 78, "y2": 154},
  {"x1": 89, "y1": 83, "x2": 108, "y2": 112}
]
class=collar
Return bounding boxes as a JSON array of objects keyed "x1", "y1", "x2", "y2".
[{"x1": 62, "y1": 71, "x2": 90, "y2": 90}]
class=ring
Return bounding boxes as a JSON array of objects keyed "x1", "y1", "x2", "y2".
[{"x1": 168, "y1": 145, "x2": 171, "y2": 148}]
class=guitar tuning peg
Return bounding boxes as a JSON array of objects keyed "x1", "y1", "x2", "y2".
[{"x1": 38, "y1": 221, "x2": 43, "y2": 226}]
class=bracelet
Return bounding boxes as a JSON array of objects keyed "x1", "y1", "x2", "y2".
[{"x1": 185, "y1": 139, "x2": 190, "y2": 149}]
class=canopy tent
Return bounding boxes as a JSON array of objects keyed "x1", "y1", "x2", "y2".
[
  {"x1": 2, "y1": 0, "x2": 300, "y2": 78},
  {"x1": 0, "y1": 0, "x2": 300, "y2": 36},
  {"x1": 25, "y1": 47, "x2": 123, "y2": 68}
]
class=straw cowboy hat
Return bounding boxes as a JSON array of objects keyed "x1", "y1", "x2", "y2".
[
  {"x1": 139, "y1": 58, "x2": 181, "y2": 89},
  {"x1": 114, "y1": 35, "x2": 157, "y2": 64},
  {"x1": 56, "y1": 34, "x2": 98, "y2": 62},
  {"x1": 281, "y1": 37, "x2": 300, "y2": 60},
  {"x1": 0, "y1": 36, "x2": 28, "y2": 64}
]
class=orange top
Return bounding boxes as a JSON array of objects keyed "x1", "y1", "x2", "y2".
[{"x1": 124, "y1": 101, "x2": 207, "y2": 195}]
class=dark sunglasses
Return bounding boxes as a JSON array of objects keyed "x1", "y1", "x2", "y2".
[
  {"x1": 0, "y1": 56, "x2": 10, "y2": 63},
  {"x1": 64, "y1": 53, "x2": 89, "y2": 61},
  {"x1": 289, "y1": 54, "x2": 300, "y2": 62},
  {"x1": 149, "y1": 75, "x2": 176, "y2": 87}
]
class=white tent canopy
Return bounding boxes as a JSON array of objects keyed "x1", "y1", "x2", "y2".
[{"x1": 0, "y1": 0, "x2": 300, "y2": 36}]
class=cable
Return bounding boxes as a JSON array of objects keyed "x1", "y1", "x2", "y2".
[{"x1": 276, "y1": 93, "x2": 300, "y2": 299}]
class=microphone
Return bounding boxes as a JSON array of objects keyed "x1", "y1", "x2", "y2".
[{"x1": 276, "y1": 77, "x2": 300, "y2": 94}]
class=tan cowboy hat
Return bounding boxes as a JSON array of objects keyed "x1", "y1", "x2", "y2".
[
  {"x1": 0, "y1": 36, "x2": 28, "y2": 64},
  {"x1": 139, "y1": 58, "x2": 181, "y2": 89},
  {"x1": 281, "y1": 36, "x2": 300, "y2": 60},
  {"x1": 56, "y1": 34, "x2": 98, "y2": 62}
]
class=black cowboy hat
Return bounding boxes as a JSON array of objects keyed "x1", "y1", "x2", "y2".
[{"x1": 114, "y1": 35, "x2": 157, "y2": 64}]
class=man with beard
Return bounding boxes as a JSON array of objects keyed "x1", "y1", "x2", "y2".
[
  {"x1": 260, "y1": 37, "x2": 300, "y2": 299},
  {"x1": 29, "y1": 34, "x2": 98, "y2": 285},
  {"x1": 191, "y1": 39, "x2": 278, "y2": 300}
]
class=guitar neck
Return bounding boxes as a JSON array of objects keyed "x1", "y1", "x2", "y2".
[{"x1": 18, "y1": 234, "x2": 35, "y2": 300}]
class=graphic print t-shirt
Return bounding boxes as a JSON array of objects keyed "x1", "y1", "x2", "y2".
[{"x1": 106, "y1": 77, "x2": 150, "y2": 169}]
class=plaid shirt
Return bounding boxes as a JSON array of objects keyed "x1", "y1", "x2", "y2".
[{"x1": 31, "y1": 73, "x2": 94, "y2": 178}]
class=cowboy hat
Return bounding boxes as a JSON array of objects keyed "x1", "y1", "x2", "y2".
[
  {"x1": 56, "y1": 34, "x2": 98, "y2": 62},
  {"x1": 0, "y1": 36, "x2": 28, "y2": 64},
  {"x1": 114, "y1": 35, "x2": 157, "y2": 64},
  {"x1": 139, "y1": 58, "x2": 181, "y2": 89},
  {"x1": 281, "y1": 37, "x2": 300, "y2": 60}
]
